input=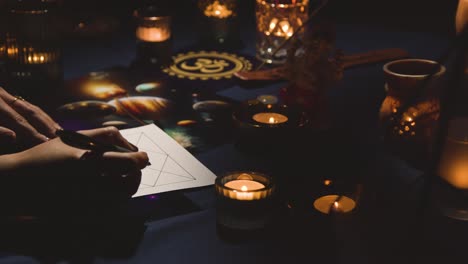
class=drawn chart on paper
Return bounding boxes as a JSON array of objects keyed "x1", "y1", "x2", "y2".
[{"x1": 120, "y1": 124, "x2": 217, "y2": 197}]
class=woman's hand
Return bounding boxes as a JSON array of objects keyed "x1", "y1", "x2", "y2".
[
  {"x1": 0, "y1": 126, "x2": 149, "y2": 212},
  {"x1": 0, "y1": 87, "x2": 62, "y2": 149}
]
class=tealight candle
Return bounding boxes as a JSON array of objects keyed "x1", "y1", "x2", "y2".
[
  {"x1": 136, "y1": 25, "x2": 171, "y2": 42},
  {"x1": 224, "y1": 178, "x2": 266, "y2": 201},
  {"x1": 252, "y1": 112, "x2": 288, "y2": 124},
  {"x1": 134, "y1": 6, "x2": 171, "y2": 42},
  {"x1": 133, "y1": 6, "x2": 173, "y2": 66},
  {"x1": 215, "y1": 172, "x2": 276, "y2": 236},
  {"x1": 313, "y1": 195, "x2": 356, "y2": 214}
]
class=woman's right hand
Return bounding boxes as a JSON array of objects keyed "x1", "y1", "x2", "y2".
[{"x1": 0, "y1": 126, "x2": 149, "y2": 211}]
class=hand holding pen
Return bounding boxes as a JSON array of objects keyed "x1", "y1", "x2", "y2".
[
  {"x1": 54, "y1": 126, "x2": 150, "y2": 197},
  {"x1": 0, "y1": 126, "x2": 150, "y2": 212},
  {"x1": 56, "y1": 127, "x2": 151, "y2": 166}
]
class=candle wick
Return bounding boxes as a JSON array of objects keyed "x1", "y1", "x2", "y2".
[{"x1": 329, "y1": 195, "x2": 343, "y2": 214}]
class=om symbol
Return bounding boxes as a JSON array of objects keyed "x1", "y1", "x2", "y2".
[
  {"x1": 163, "y1": 51, "x2": 252, "y2": 80},
  {"x1": 180, "y1": 58, "x2": 230, "y2": 73}
]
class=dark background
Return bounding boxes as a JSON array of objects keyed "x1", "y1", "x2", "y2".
[
  {"x1": 67, "y1": 0, "x2": 460, "y2": 34},
  {"x1": 0, "y1": 0, "x2": 458, "y2": 33}
]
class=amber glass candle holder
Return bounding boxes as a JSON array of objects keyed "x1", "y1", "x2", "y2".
[
  {"x1": 215, "y1": 171, "x2": 277, "y2": 240},
  {"x1": 255, "y1": 0, "x2": 309, "y2": 64},
  {"x1": 134, "y1": 5, "x2": 172, "y2": 67},
  {"x1": 232, "y1": 97, "x2": 308, "y2": 152}
]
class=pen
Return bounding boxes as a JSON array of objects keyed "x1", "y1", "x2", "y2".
[{"x1": 55, "y1": 129, "x2": 151, "y2": 165}]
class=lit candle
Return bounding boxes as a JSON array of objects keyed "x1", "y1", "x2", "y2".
[
  {"x1": 224, "y1": 179, "x2": 266, "y2": 201},
  {"x1": 204, "y1": 0, "x2": 233, "y2": 18},
  {"x1": 266, "y1": 18, "x2": 294, "y2": 37},
  {"x1": 313, "y1": 195, "x2": 356, "y2": 214},
  {"x1": 24, "y1": 51, "x2": 56, "y2": 64},
  {"x1": 438, "y1": 118, "x2": 468, "y2": 189},
  {"x1": 216, "y1": 172, "x2": 273, "y2": 201},
  {"x1": 252, "y1": 112, "x2": 288, "y2": 124},
  {"x1": 215, "y1": 171, "x2": 275, "y2": 232},
  {"x1": 136, "y1": 26, "x2": 171, "y2": 42},
  {"x1": 392, "y1": 110, "x2": 418, "y2": 137}
]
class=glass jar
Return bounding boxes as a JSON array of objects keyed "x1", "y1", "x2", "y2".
[{"x1": 255, "y1": 0, "x2": 309, "y2": 64}]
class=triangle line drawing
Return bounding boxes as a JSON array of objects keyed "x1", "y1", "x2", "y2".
[
  {"x1": 133, "y1": 132, "x2": 197, "y2": 181},
  {"x1": 120, "y1": 124, "x2": 217, "y2": 198},
  {"x1": 141, "y1": 167, "x2": 163, "y2": 187},
  {"x1": 124, "y1": 130, "x2": 210, "y2": 193},
  {"x1": 138, "y1": 132, "x2": 167, "y2": 154},
  {"x1": 160, "y1": 170, "x2": 196, "y2": 181},
  {"x1": 154, "y1": 176, "x2": 197, "y2": 187},
  {"x1": 162, "y1": 157, "x2": 196, "y2": 180},
  {"x1": 156, "y1": 178, "x2": 195, "y2": 187},
  {"x1": 122, "y1": 133, "x2": 141, "y2": 147}
]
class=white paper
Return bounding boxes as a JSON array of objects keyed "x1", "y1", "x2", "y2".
[{"x1": 119, "y1": 124, "x2": 217, "y2": 197}]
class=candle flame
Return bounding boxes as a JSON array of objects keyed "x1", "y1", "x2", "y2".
[
  {"x1": 241, "y1": 185, "x2": 248, "y2": 192},
  {"x1": 280, "y1": 22, "x2": 290, "y2": 33},
  {"x1": 269, "y1": 18, "x2": 278, "y2": 30},
  {"x1": 204, "y1": 1, "x2": 232, "y2": 18},
  {"x1": 268, "y1": 117, "x2": 275, "y2": 124},
  {"x1": 333, "y1": 201, "x2": 339, "y2": 208}
]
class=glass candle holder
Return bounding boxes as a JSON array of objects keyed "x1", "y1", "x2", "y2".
[
  {"x1": 255, "y1": 0, "x2": 309, "y2": 64},
  {"x1": 215, "y1": 171, "x2": 276, "y2": 239},
  {"x1": 134, "y1": 5, "x2": 172, "y2": 67},
  {"x1": 232, "y1": 98, "x2": 309, "y2": 152},
  {"x1": 435, "y1": 117, "x2": 468, "y2": 220},
  {"x1": 4, "y1": 0, "x2": 63, "y2": 101}
]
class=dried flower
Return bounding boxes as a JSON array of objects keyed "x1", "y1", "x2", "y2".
[{"x1": 284, "y1": 23, "x2": 344, "y2": 94}]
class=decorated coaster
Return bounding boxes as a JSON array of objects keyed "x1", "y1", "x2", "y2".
[{"x1": 163, "y1": 51, "x2": 252, "y2": 80}]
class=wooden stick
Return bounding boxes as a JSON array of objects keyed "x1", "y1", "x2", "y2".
[{"x1": 234, "y1": 48, "x2": 410, "y2": 81}]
